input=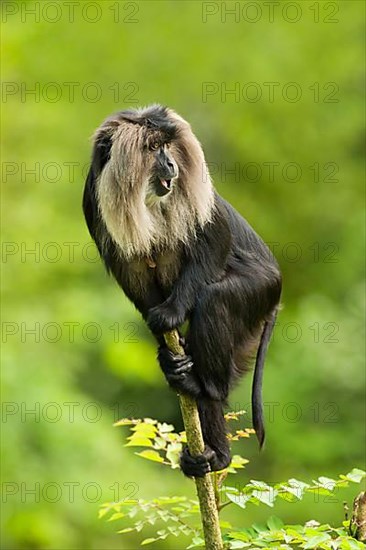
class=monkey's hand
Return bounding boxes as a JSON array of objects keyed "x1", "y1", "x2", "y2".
[
  {"x1": 147, "y1": 300, "x2": 186, "y2": 334},
  {"x1": 157, "y1": 346, "x2": 201, "y2": 398}
]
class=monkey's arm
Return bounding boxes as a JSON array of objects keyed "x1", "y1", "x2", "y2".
[{"x1": 147, "y1": 199, "x2": 232, "y2": 334}]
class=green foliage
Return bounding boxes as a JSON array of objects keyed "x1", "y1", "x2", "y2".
[
  {"x1": 114, "y1": 411, "x2": 252, "y2": 471},
  {"x1": 225, "y1": 518, "x2": 365, "y2": 549},
  {"x1": 222, "y1": 469, "x2": 366, "y2": 510},
  {"x1": 114, "y1": 417, "x2": 184, "y2": 469},
  {"x1": 100, "y1": 496, "x2": 201, "y2": 547},
  {"x1": 101, "y1": 416, "x2": 365, "y2": 548}
]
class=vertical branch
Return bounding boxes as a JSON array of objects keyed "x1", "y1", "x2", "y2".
[{"x1": 164, "y1": 330, "x2": 223, "y2": 550}]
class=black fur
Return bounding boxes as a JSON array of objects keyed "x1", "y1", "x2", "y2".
[
  {"x1": 83, "y1": 106, "x2": 282, "y2": 477},
  {"x1": 104, "y1": 104, "x2": 179, "y2": 142}
]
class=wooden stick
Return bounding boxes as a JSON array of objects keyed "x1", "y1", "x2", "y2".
[
  {"x1": 164, "y1": 330, "x2": 223, "y2": 550},
  {"x1": 350, "y1": 491, "x2": 366, "y2": 542}
]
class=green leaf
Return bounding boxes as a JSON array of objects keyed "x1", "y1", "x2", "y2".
[
  {"x1": 136, "y1": 450, "x2": 164, "y2": 462},
  {"x1": 167, "y1": 525, "x2": 179, "y2": 536},
  {"x1": 113, "y1": 418, "x2": 138, "y2": 427},
  {"x1": 141, "y1": 538, "x2": 157, "y2": 545},
  {"x1": 317, "y1": 476, "x2": 337, "y2": 490},
  {"x1": 288, "y1": 478, "x2": 310, "y2": 498},
  {"x1": 133, "y1": 422, "x2": 158, "y2": 438},
  {"x1": 179, "y1": 525, "x2": 193, "y2": 536},
  {"x1": 117, "y1": 527, "x2": 134, "y2": 533},
  {"x1": 135, "y1": 520, "x2": 145, "y2": 532},
  {"x1": 248, "y1": 480, "x2": 271, "y2": 490},
  {"x1": 285, "y1": 525, "x2": 304, "y2": 535},
  {"x1": 252, "y1": 523, "x2": 268, "y2": 533},
  {"x1": 98, "y1": 507, "x2": 109, "y2": 519},
  {"x1": 226, "y1": 491, "x2": 251, "y2": 509},
  {"x1": 339, "y1": 538, "x2": 365, "y2": 549},
  {"x1": 153, "y1": 436, "x2": 168, "y2": 449},
  {"x1": 119, "y1": 499, "x2": 139, "y2": 506},
  {"x1": 230, "y1": 455, "x2": 249, "y2": 469},
  {"x1": 166, "y1": 442, "x2": 182, "y2": 468},
  {"x1": 157, "y1": 509, "x2": 170, "y2": 522},
  {"x1": 343, "y1": 468, "x2": 366, "y2": 483},
  {"x1": 252, "y1": 488, "x2": 276, "y2": 507},
  {"x1": 267, "y1": 516, "x2": 285, "y2": 531},
  {"x1": 143, "y1": 417, "x2": 158, "y2": 424},
  {"x1": 220, "y1": 520, "x2": 232, "y2": 529},
  {"x1": 146, "y1": 514, "x2": 157, "y2": 525},
  {"x1": 277, "y1": 489, "x2": 299, "y2": 502},
  {"x1": 227, "y1": 530, "x2": 251, "y2": 542},
  {"x1": 303, "y1": 533, "x2": 331, "y2": 548},
  {"x1": 126, "y1": 434, "x2": 153, "y2": 447},
  {"x1": 283, "y1": 527, "x2": 305, "y2": 545},
  {"x1": 158, "y1": 422, "x2": 175, "y2": 433},
  {"x1": 128, "y1": 505, "x2": 140, "y2": 518},
  {"x1": 107, "y1": 512, "x2": 125, "y2": 521}
]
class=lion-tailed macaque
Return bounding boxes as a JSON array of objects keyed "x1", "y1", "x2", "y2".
[{"x1": 83, "y1": 105, "x2": 281, "y2": 477}]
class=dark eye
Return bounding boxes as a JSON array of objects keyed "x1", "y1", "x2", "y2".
[{"x1": 149, "y1": 142, "x2": 160, "y2": 151}]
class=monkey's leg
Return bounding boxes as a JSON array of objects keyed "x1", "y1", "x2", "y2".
[
  {"x1": 181, "y1": 281, "x2": 244, "y2": 476},
  {"x1": 159, "y1": 339, "x2": 231, "y2": 476},
  {"x1": 188, "y1": 282, "x2": 237, "y2": 401},
  {"x1": 180, "y1": 399, "x2": 231, "y2": 477}
]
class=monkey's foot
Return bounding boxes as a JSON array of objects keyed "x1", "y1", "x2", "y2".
[
  {"x1": 180, "y1": 445, "x2": 231, "y2": 477},
  {"x1": 158, "y1": 347, "x2": 201, "y2": 398}
]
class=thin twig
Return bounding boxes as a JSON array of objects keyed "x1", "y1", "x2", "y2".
[{"x1": 164, "y1": 330, "x2": 223, "y2": 550}]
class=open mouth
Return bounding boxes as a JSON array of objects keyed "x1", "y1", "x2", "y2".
[
  {"x1": 149, "y1": 176, "x2": 175, "y2": 199},
  {"x1": 160, "y1": 178, "x2": 172, "y2": 190}
]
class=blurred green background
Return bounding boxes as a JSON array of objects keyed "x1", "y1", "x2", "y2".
[{"x1": 1, "y1": 1, "x2": 365, "y2": 548}]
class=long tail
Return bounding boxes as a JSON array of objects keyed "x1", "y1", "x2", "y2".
[{"x1": 252, "y1": 310, "x2": 278, "y2": 447}]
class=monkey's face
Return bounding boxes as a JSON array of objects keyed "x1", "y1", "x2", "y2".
[
  {"x1": 92, "y1": 105, "x2": 214, "y2": 258},
  {"x1": 145, "y1": 139, "x2": 179, "y2": 202}
]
